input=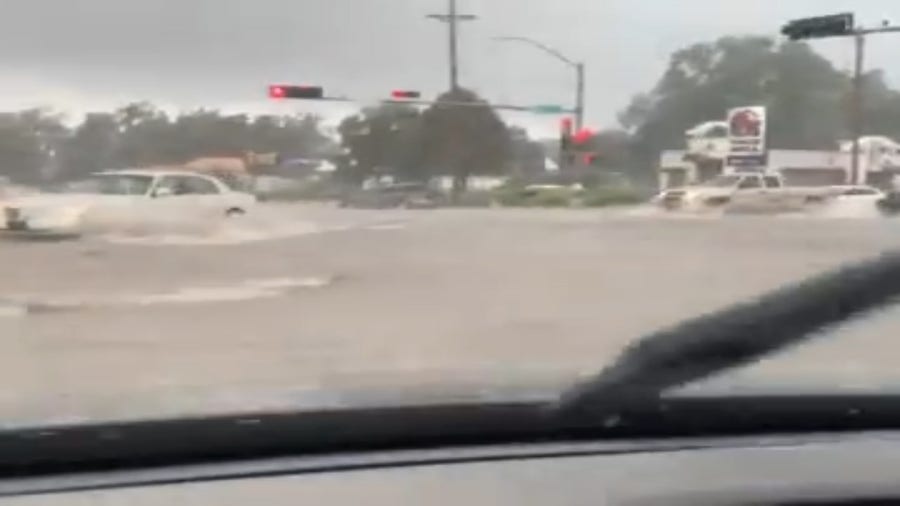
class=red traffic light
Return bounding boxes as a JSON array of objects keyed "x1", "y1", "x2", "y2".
[
  {"x1": 268, "y1": 85, "x2": 324, "y2": 100},
  {"x1": 391, "y1": 90, "x2": 421, "y2": 99},
  {"x1": 573, "y1": 128, "x2": 594, "y2": 145},
  {"x1": 560, "y1": 117, "x2": 573, "y2": 135}
]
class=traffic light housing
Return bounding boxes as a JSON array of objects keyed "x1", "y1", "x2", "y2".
[
  {"x1": 781, "y1": 13, "x2": 854, "y2": 40},
  {"x1": 391, "y1": 90, "x2": 421, "y2": 99},
  {"x1": 268, "y1": 85, "x2": 325, "y2": 99},
  {"x1": 559, "y1": 117, "x2": 573, "y2": 152}
]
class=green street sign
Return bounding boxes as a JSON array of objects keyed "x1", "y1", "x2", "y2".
[{"x1": 529, "y1": 104, "x2": 568, "y2": 114}]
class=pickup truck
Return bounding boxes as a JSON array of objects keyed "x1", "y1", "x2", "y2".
[{"x1": 654, "y1": 173, "x2": 837, "y2": 213}]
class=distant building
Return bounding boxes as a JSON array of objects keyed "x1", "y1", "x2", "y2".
[{"x1": 658, "y1": 122, "x2": 900, "y2": 189}]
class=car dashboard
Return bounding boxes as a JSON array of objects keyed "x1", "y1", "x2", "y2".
[{"x1": 6, "y1": 431, "x2": 900, "y2": 505}]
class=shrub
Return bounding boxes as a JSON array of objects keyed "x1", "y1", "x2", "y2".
[
  {"x1": 491, "y1": 185, "x2": 530, "y2": 206},
  {"x1": 527, "y1": 188, "x2": 574, "y2": 207},
  {"x1": 449, "y1": 190, "x2": 494, "y2": 207}
]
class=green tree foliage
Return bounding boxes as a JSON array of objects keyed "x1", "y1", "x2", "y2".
[
  {"x1": 336, "y1": 104, "x2": 423, "y2": 185},
  {"x1": 420, "y1": 88, "x2": 512, "y2": 196},
  {"x1": 859, "y1": 69, "x2": 900, "y2": 140},
  {"x1": 335, "y1": 90, "x2": 528, "y2": 193},
  {"x1": 619, "y1": 36, "x2": 867, "y2": 179},
  {"x1": 50, "y1": 103, "x2": 336, "y2": 181},
  {"x1": 0, "y1": 108, "x2": 66, "y2": 183},
  {"x1": 58, "y1": 113, "x2": 118, "y2": 180}
]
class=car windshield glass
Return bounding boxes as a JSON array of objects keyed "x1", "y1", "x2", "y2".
[
  {"x1": 3, "y1": 0, "x2": 900, "y2": 432},
  {"x1": 63, "y1": 174, "x2": 154, "y2": 195}
]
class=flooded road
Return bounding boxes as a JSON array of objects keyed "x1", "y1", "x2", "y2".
[{"x1": 2, "y1": 204, "x2": 900, "y2": 425}]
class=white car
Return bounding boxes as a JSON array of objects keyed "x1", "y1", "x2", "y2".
[
  {"x1": 2, "y1": 169, "x2": 256, "y2": 235},
  {"x1": 813, "y1": 185, "x2": 885, "y2": 217}
]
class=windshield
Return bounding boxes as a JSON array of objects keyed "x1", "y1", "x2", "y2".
[
  {"x1": 62, "y1": 174, "x2": 154, "y2": 195},
  {"x1": 2, "y1": 0, "x2": 900, "y2": 430}
]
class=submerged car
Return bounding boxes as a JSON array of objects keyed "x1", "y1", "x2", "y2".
[
  {"x1": 2, "y1": 169, "x2": 256, "y2": 236},
  {"x1": 808, "y1": 184, "x2": 885, "y2": 217}
]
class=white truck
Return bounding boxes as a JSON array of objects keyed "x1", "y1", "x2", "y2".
[{"x1": 653, "y1": 173, "x2": 879, "y2": 214}]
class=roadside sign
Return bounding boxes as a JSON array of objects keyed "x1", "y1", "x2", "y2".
[
  {"x1": 530, "y1": 104, "x2": 568, "y2": 114},
  {"x1": 726, "y1": 106, "x2": 767, "y2": 167}
]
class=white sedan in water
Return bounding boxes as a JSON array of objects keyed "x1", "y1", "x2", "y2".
[
  {"x1": 2, "y1": 169, "x2": 256, "y2": 236},
  {"x1": 811, "y1": 185, "x2": 885, "y2": 218}
]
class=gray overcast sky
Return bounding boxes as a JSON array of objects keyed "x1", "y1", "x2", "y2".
[{"x1": 1, "y1": 0, "x2": 898, "y2": 136}]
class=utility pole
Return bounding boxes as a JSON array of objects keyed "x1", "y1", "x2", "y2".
[
  {"x1": 448, "y1": 0, "x2": 459, "y2": 90},
  {"x1": 427, "y1": 0, "x2": 477, "y2": 91},
  {"x1": 575, "y1": 62, "x2": 585, "y2": 131},
  {"x1": 850, "y1": 33, "x2": 865, "y2": 185}
]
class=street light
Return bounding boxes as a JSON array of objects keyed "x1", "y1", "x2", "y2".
[{"x1": 493, "y1": 36, "x2": 585, "y2": 130}]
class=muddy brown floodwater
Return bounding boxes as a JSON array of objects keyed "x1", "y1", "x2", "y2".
[{"x1": 1, "y1": 204, "x2": 900, "y2": 425}]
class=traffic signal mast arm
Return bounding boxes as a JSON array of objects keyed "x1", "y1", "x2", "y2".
[
  {"x1": 780, "y1": 13, "x2": 900, "y2": 185},
  {"x1": 267, "y1": 85, "x2": 575, "y2": 113},
  {"x1": 781, "y1": 12, "x2": 900, "y2": 40},
  {"x1": 781, "y1": 13, "x2": 854, "y2": 40}
]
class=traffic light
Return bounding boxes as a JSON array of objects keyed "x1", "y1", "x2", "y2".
[
  {"x1": 268, "y1": 85, "x2": 325, "y2": 99},
  {"x1": 781, "y1": 13, "x2": 854, "y2": 40},
  {"x1": 390, "y1": 90, "x2": 421, "y2": 99},
  {"x1": 559, "y1": 117, "x2": 573, "y2": 152},
  {"x1": 572, "y1": 128, "x2": 594, "y2": 146}
]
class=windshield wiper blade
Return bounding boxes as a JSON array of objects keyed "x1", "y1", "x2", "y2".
[{"x1": 558, "y1": 252, "x2": 900, "y2": 414}]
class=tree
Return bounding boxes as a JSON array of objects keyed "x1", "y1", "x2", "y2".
[
  {"x1": 337, "y1": 104, "x2": 423, "y2": 185},
  {"x1": 582, "y1": 129, "x2": 635, "y2": 172},
  {"x1": 59, "y1": 113, "x2": 119, "y2": 179},
  {"x1": 248, "y1": 114, "x2": 333, "y2": 160},
  {"x1": 420, "y1": 88, "x2": 512, "y2": 198},
  {"x1": 619, "y1": 36, "x2": 855, "y2": 180},
  {"x1": 0, "y1": 109, "x2": 67, "y2": 183},
  {"x1": 114, "y1": 102, "x2": 174, "y2": 167},
  {"x1": 0, "y1": 103, "x2": 336, "y2": 184},
  {"x1": 858, "y1": 69, "x2": 900, "y2": 140}
]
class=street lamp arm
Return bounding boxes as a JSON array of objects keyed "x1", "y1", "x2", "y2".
[
  {"x1": 492, "y1": 36, "x2": 578, "y2": 67},
  {"x1": 493, "y1": 35, "x2": 585, "y2": 131}
]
